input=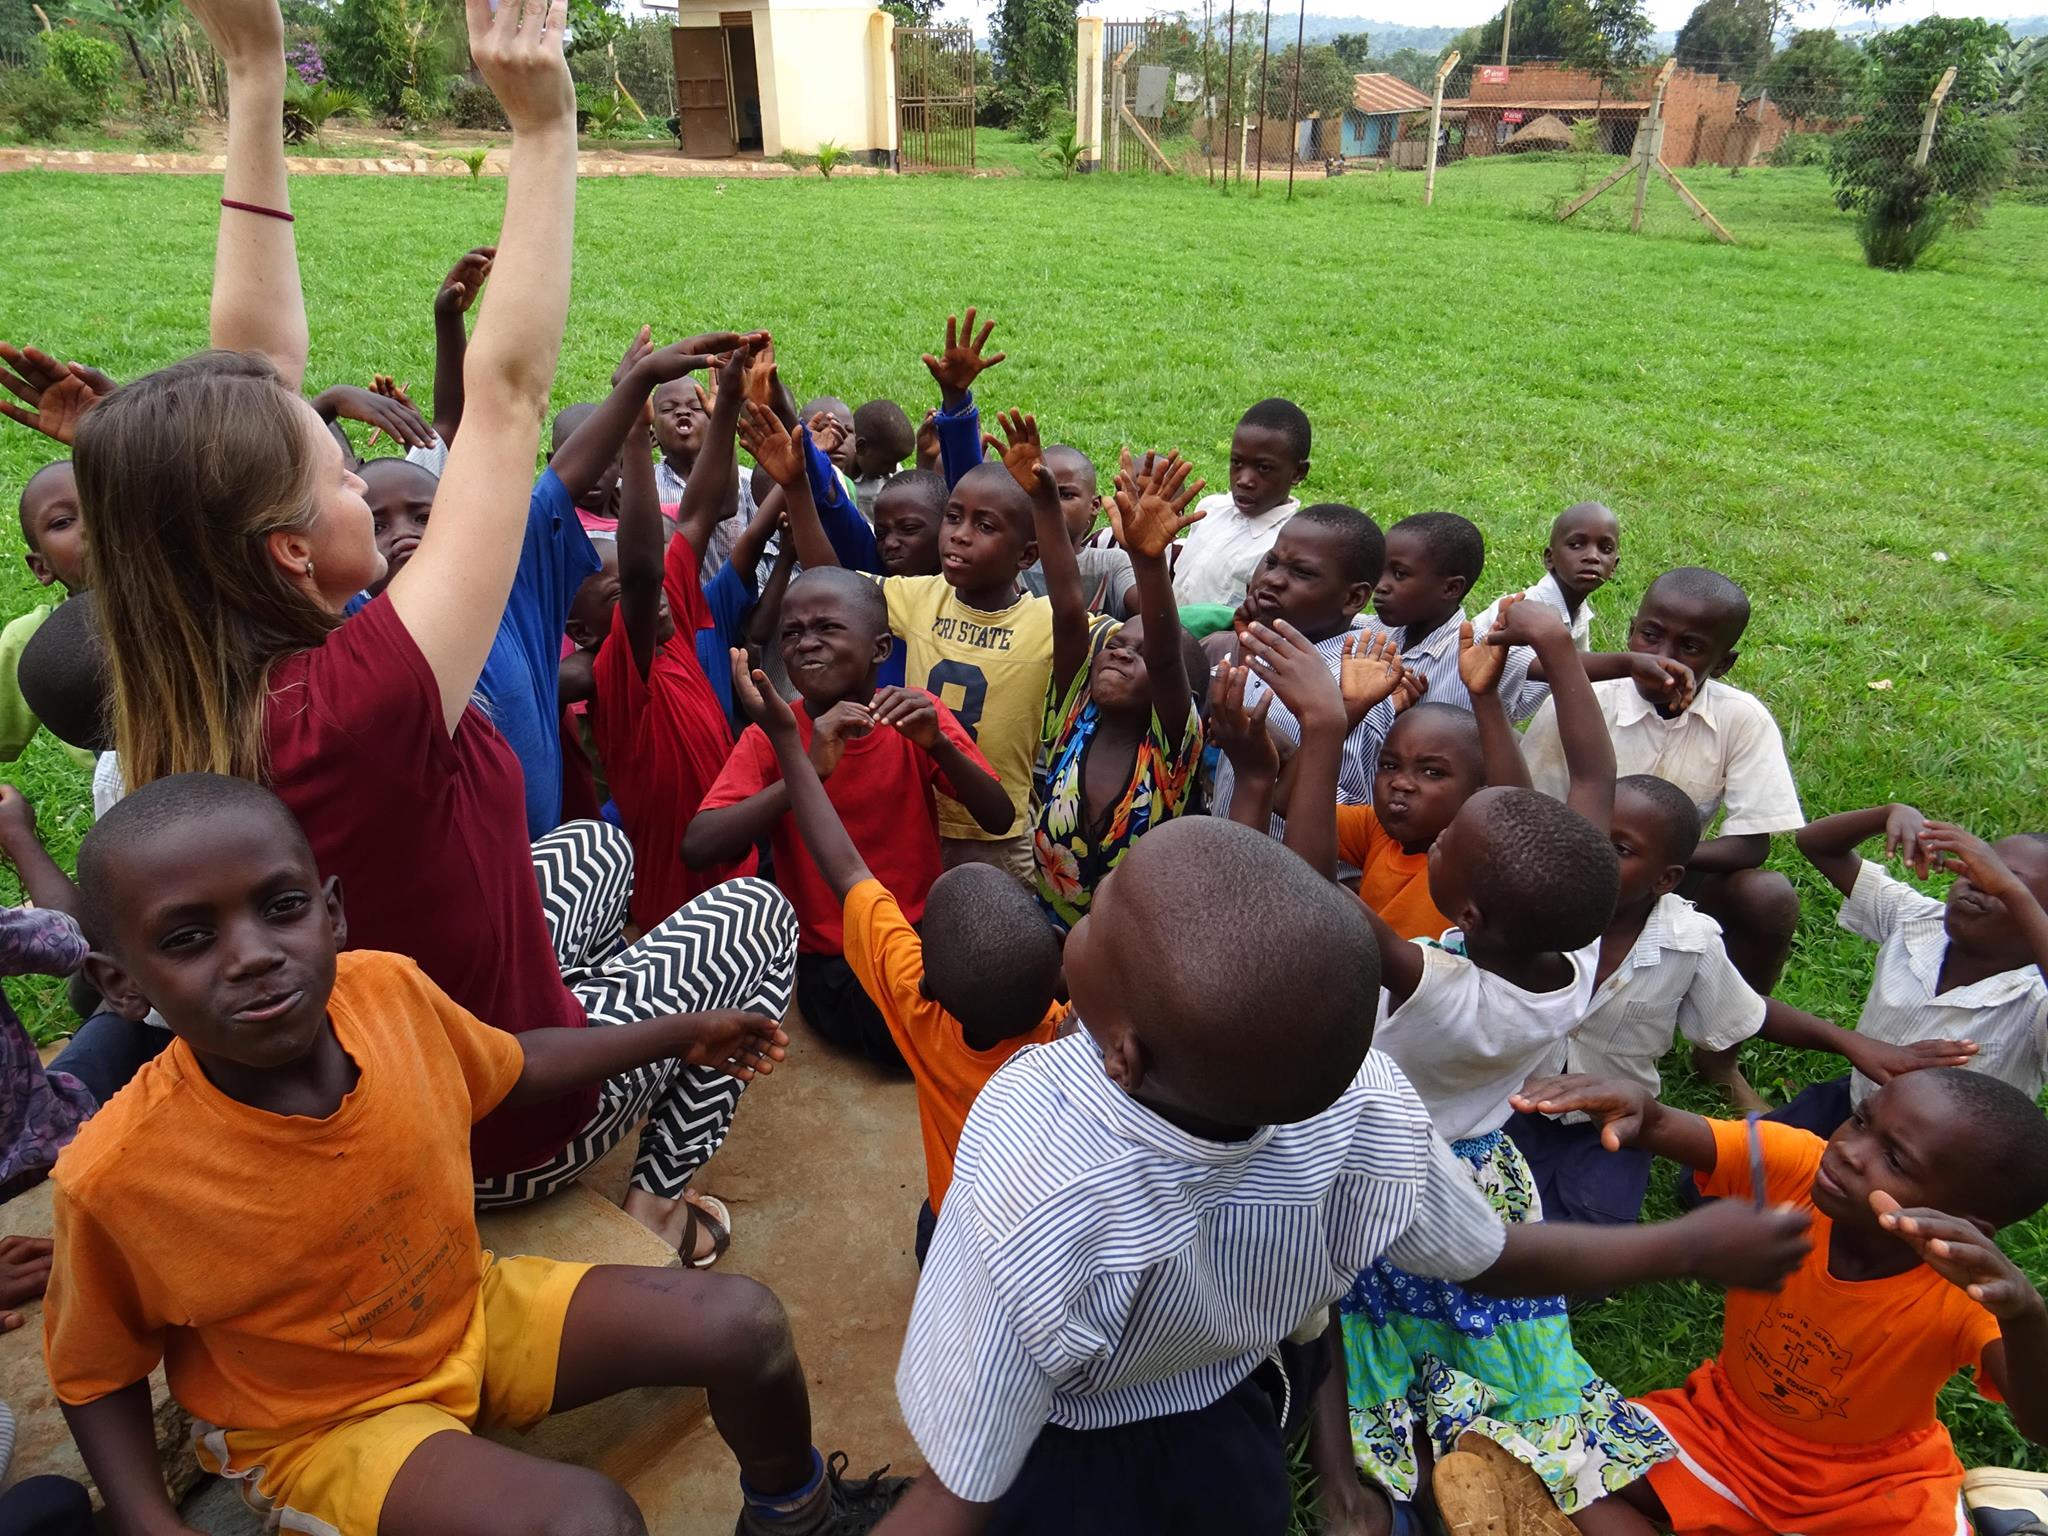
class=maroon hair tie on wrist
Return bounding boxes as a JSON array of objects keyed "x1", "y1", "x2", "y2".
[{"x1": 220, "y1": 197, "x2": 295, "y2": 222}]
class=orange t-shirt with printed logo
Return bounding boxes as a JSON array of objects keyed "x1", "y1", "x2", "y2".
[
  {"x1": 44, "y1": 951, "x2": 524, "y2": 1431},
  {"x1": 841, "y1": 879, "x2": 1062, "y2": 1212}
]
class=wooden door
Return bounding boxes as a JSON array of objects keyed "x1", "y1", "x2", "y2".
[{"x1": 672, "y1": 26, "x2": 735, "y2": 158}]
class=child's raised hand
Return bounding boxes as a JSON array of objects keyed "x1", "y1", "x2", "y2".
[
  {"x1": 872, "y1": 685, "x2": 942, "y2": 750},
  {"x1": 1920, "y1": 821, "x2": 2030, "y2": 905},
  {"x1": 914, "y1": 410, "x2": 942, "y2": 472},
  {"x1": 1457, "y1": 618, "x2": 1508, "y2": 697},
  {"x1": 729, "y1": 648, "x2": 799, "y2": 737},
  {"x1": 1242, "y1": 620, "x2": 1346, "y2": 736},
  {"x1": 1108, "y1": 448, "x2": 1206, "y2": 561},
  {"x1": 1391, "y1": 665, "x2": 1427, "y2": 716},
  {"x1": 1872, "y1": 1193, "x2": 2045, "y2": 1321},
  {"x1": 676, "y1": 1008, "x2": 790, "y2": 1084},
  {"x1": 737, "y1": 403, "x2": 804, "y2": 488},
  {"x1": 1480, "y1": 590, "x2": 1568, "y2": 651},
  {"x1": 922, "y1": 307, "x2": 1004, "y2": 402},
  {"x1": 742, "y1": 339, "x2": 777, "y2": 412},
  {"x1": 612, "y1": 324, "x2": 654, "y2": 388},
  {"x1": 435, "y1": 245, "x2": 496, "y2": 316},
  {"x1": 1510, "y1": 1073, "x2": 1653, "y2": 1152},
  {"x1": 1207, "y1": 663, "x2": 1277, "y2": 778},
  {"x1": 806, "y1": 411, "x2": 849, "y2": 460},
  {"x1": 465, "y1": 0, "x2": 574, "y2": 137},
  {"x1": 1338, "y1": 630, "x2": 1402, "y2": 725},
  {"x1": 0, "y1": 343, "x2": 114, "y2": 446},
  {"x1": 1883, "y1": 803, "x2": 1931, "y2": 875},
  {"x1": 326, "y1": 383, "x2": 436, "y2": 450},
  {"x1": 982, "y1": 409, "x2": 1053, "y2": 499}
]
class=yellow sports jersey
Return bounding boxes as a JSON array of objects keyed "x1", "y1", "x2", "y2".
[{"x1": 882, "y1": 575, "x2": 1053, "y2": 841}]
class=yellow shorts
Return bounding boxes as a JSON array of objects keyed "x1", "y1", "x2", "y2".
[{"x1": 194, "y1": 1253, "x2": 592, "y2": 1535}]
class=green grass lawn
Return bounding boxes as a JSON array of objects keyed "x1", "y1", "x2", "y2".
[{"x1": 2, "y1": 153, "x2": 2046, "y2": 1478}]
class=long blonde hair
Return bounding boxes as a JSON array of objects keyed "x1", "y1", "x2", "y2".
[{"x1": 76, "y1": 351, "x2": 340, "y2": 786}]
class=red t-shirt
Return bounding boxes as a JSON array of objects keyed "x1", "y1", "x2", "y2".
[
  {"x1": 263, "y1": 595, "x2": 592, "y2": 1177},
  {"x1": 699, "y1": 694, "x2": 987, "y2": 954},
  {"x1": 590, "y1": 534, "x2": 755, "y2": 933}
]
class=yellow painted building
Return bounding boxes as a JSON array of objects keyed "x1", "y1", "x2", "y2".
[{"x1": 665, "y1": 0, "x2": 896, "y2": 159}]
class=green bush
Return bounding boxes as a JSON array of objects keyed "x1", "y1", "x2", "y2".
[
  {"x1": 1016, "y1": 81, "x2": 1067, "y2": 142},
  {"x1": 816, "y1": 137, "x2": 845, "y2": 178},
  {"x1": 1769, "y1": 130, "x2": 1832, "y2": 166},
  {"x1": 446, "y1": 76, "x2": 507, "y2": 130},
  {"x1": 395, "y1": 83, "x2": 433, "y2": 127},
  {"x1": 137, "y1": 100, "x2": 195, "y2": 148},
  {"x1": 0, "y1": 66, "x2": 88, "y2": 138},
  {"x1": 1855, "y1": 162, "x2": 1950, "y2": 268},
  {"x1": 40, "y1": 30, "x2": 119, "y2": 107}
]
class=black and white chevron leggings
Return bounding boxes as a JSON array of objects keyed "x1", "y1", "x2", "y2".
[{"x1": 472, "y1": 818, "x2": 797, "y2": 1207}]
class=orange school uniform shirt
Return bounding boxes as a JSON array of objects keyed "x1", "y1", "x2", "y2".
[
  {"x1": 841, "y1": 879, "x2": 1062, "y2": 1212},
  {"x1": 1336, "y1": 804, "x2": 1449, "y2": 942},
  {"x1": 43, "y1": 951, "x2": 525, "y2": 1432},
  {"x1": 1636, "y1": 1118, "x2": 2003, "y2": 1536}
]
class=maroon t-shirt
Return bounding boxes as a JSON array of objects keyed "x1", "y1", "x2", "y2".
[{"x1": 264, "y1": 595, "x2": 593, "y2": 1175}]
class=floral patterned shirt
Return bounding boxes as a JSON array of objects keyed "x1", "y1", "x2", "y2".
[
  {"x1": 1032, "y1": 625, "x2": 1203, "y2": 931},
  {"x1": 1, "y1": 904, "x2": 93, "y2": 1200}
]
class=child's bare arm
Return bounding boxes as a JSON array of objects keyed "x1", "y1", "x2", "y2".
[
  {"x1": 1471, "y1": 1199, "x2": 1811, "y2": 1299},
  {"x1": 872, "y1": 687, "x2": 1016, "y2": 836},
  {"x1": 616, "y1": 415, "x2": 663, "y2": 680},
  {"x1": 1209, "y1": 664, "x2": 1280, "y2": 832},
  {"x1": 1758, "y1": 995, "x2": 1977, "y2": 1083},
  {"x1": 1923, "y1": 823, "x2": 2048, "y2": 989},
  {"x1": 1509, "y1": 1074, "x2": 1719, "y2": 1169},
  {"x1": 735, "y1": 652, "x2": 877, "y2": 899},
  {"x1": 1459, "y1": 605, "x2": 1533, "y2": 790},
  {"x1": 0, "y1": 785, "x2": 82, "y2": 921},
  {"x1": 429, "y1": 245, "x2": 493, "y2": 445},
  {"x1": 1240, "y1": 621, "x2": 1348, "y2": 881},
  {"x1": 684, "y1": 696, "x2": 872, "y2": 869},
  {"x1": 1357, "y1": 890, "x2": 1426, "y2": 1006},
  {"x1": 675, "y1": 349, "x2": 750, "y2": 561},
  {"x1": 1795, "y1": 802, "x2": 1926, "y2": 898},
  {"x1": 1107, "y1": 449, "x2": 1205, "y2": 748},
  {"x1": 1688, "y1": 832, "x2": 1771, "y2": 875},
  {"x1": 871, "y1": 1474, "x2": 994, "y2": 1536},
  {"x1": 1528, "y1": 649, "x2": 1696, "y2": 716},
  {"x1": 745, "y1": 517, "x2": 798, "y2": 653},
  {"x1": 506, "y1": 1006, "x2": 788, "y2": 1104},
  {"x1": 727, "y1": 483, "x2": 785, "y2": 595},
  {"x1": 1877, "y1": 1196, "x2": 2048, "y2": 1445},
  {"x1": 378, "y1": 0, "x2": 582, "y2": 733},
  {"x1": 738, "y1": 404, "x2": 839, "y2": 572},
  {"x1": 1488, "y1": 600, "x2": 1613, "y2": 832},
  {"x1": 987, "y1": 410, "x2": 1087, "y2": 694},
  {"x1": 194, "y1": 0, "x2": 304, "y2": 388},
  {"x1": 62, "y1": 1381, "x2": 204, "y2": 1536}
]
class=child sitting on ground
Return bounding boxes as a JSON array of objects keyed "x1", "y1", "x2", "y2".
[
  {"x1": 2, "y1": 462, "x2": 92, "y2": 765},
  {"x1": 776, "y1": 402, "x2": 1069, "y2": 888},
  {"x1": 1033, "y1": 449, "x2": 1207, "y2": 930},
  {"x1": 1306, "y1": 599, "x2": 1674, "y2": 1530},
  {"x1": 42, "y1": 771, "x2": 901, "y2": 1535},
  {"x1": 1020, "y1": 445, "x2": 1137, "y2": 619},
  {"x1": 873, "y1": 812, "x2": 1812, "y2": 1536},
  {"x1": 1774, "y1": 805, "x2": 2048, "y2": 1137},
  {"x1": 1507, "y1": 774, "x2": 1978, "y2": 1227},
  {"x1": 686, "y1": 574, "x2": 1009, "y2": 1067},
  {"x1": 852, "y1": 398, "x2": 917, "y2": 517},
  {"x1": 1205, "y1": 503, "x2": 1395, "y2": 831},
  {"x1": 1166, "y1": 398, "x2": 1311, "y2": 605},
  {"x1": 1354, "y1": 510, "x2": 1521, "y2": 722},
  {"x1": 1516, "y1": 1066, "x2": 2048, "y2": 1536},
  {"x1": 731, "y1": 651, "x2": 1062, "y2": 1260},
  {"x1": 0, "y1": 798, "x2": 92, "y2": 1201},
  {"x1": 1471, "y1": 500, "x2": 1621, "y2": 723},
  {"x1": 572, "y1": 338, "x2": 762, "y2": 932}
]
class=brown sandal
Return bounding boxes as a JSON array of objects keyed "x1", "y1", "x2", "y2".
[
  {"x1": 1433, "y1": 1450, "x2": 1510, "y2": 1536},
  {"x1": 1452, "y1": 1433, "x2": 1581, "y2": 1536}
]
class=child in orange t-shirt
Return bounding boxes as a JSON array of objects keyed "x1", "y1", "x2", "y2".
[
  {"x1": 732, "y1": 653, "x2": 1064, "y2": 1263},
  {"x1": 1513, "y1": 1065, "x2": 2048, "y2": 1536},
  {"x1": 43, "y1": 773, "x2": 899, "y2": 1536}
]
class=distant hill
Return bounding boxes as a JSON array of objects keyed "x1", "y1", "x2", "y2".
[{"x1": 1293, "y1": 16, "x2": 1462, "y2": 53}]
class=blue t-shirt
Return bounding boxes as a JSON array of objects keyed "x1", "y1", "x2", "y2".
[{"x1": 477, "y1": 469, "x2": 602, "y2": 840}]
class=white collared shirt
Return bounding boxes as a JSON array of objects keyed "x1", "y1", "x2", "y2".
[
  {"x1": 1840, "y1": 860, "x2": 2048, "y2": 1109},
  {"x1": 1550, "y1": 894, "x2": 1764, "y2": 1117},
  {"x1": 1471, "y1": 572, "x2": 1594, "y2": 723},
  {"x1": 1169, "y1": 493, "x2": 1302, "y2": 607},
  {"x1": 1377, "y1": 937, "x2": 1600, "y2": 1144},
  {"x1": 1522, "y1": 677, "x2": 1803, "y2": 837},
  {"x1": 897, "y1": 1034, "x2": 1506, "y2": 1503}
]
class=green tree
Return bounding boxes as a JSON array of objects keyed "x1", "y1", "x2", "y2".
[
  {"x1": 1764, "y1": 27, "x2": 1869, "y2": 117},
  {"x1": 1366, "y1": 46, "x2": 1437, "y2": 89},
  {"x1": 325, "y1": 0, "x2": 459, "y2": 113},
  {"x1": 1265, "y1": 42, "x2": 1354, "y2": 117},
  {"x1": 1461, "y1": 0, "x2": 1594, "y2": 66},
  {"x1": 1567, "y1": 0, "x2": 1653, "y2": 83},
  {"x1": 987, "y1": 0, "x2": 1076, "y2": 133},
  {"x1": 1331, "y1": 30, "x2": 1371, "y2": 69},
  {"x1": 1674, "y1": 0, "x2": 1773, "y2": 80}
]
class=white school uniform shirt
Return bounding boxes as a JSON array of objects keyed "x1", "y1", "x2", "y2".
[
  {"x1": 1548, "y1": 893, "x2": 1764, "y2": 1120},
  {"x1": 1521, "y1": 677, "x2": 1803, "y2": 837},
  {"x1": 1840, "y1": 859, "x2": 2048, "y2": 1110},
  {"x1": 403, "y1": 440, "x2": 449, "y2": 478},
  {"x1": 897, "y1": 1033, "x2": 1506, "y2": 1504},
  {"x1": 1169, "y1": 494, "x2": 1302, "y2": 607},
  {"x1": 1375, "y1": 937, "x2": 1600, "y2": 1144},
  {"x1": 1470, "y1": 572, "x2": 1593, "y2": 724}
]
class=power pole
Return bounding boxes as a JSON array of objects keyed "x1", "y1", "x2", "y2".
[{"x1": 1500, "y1": 0, "x2": 1514, "y2": 64}]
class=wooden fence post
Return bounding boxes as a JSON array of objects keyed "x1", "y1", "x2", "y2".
[
  {"x1": 1631, "y1": 59, "x2": 1674, "y2": 233},
  {"x1": 1425, "y1": 49, "x2": 1459, "y2": 207},
  {"x1": 1916, "y1": 64, "x2": 1956, "y2": 169}
]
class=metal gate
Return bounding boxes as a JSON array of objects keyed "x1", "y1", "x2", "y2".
[
  {"x1": 1100, "y1": 19, "x2": 1174, "y2": 173},
  {"x1": 895, "y1": 26, "x2": 976, "y2": 172}
]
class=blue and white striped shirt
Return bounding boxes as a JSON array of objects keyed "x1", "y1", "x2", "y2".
[{"x1": 895, "y1": 1034, "x2": 1507, "y2": 1503}]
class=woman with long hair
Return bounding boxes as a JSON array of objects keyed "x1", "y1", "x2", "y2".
[{"x1": 64, "y1": 0, "x2": 794, "y2": 1263}]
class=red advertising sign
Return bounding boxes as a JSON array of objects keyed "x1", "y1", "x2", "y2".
[
  {"x1": 1478, "y1": 64, "x2": 1511, "y2": 84},
  {"x1": 1502, "y1": 109, "x2": 1525, "y2": 123}
]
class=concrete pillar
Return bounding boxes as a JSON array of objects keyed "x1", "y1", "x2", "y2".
[{"x1": 1075, "y1": 17, "x2": 1104, "y2": 171}]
